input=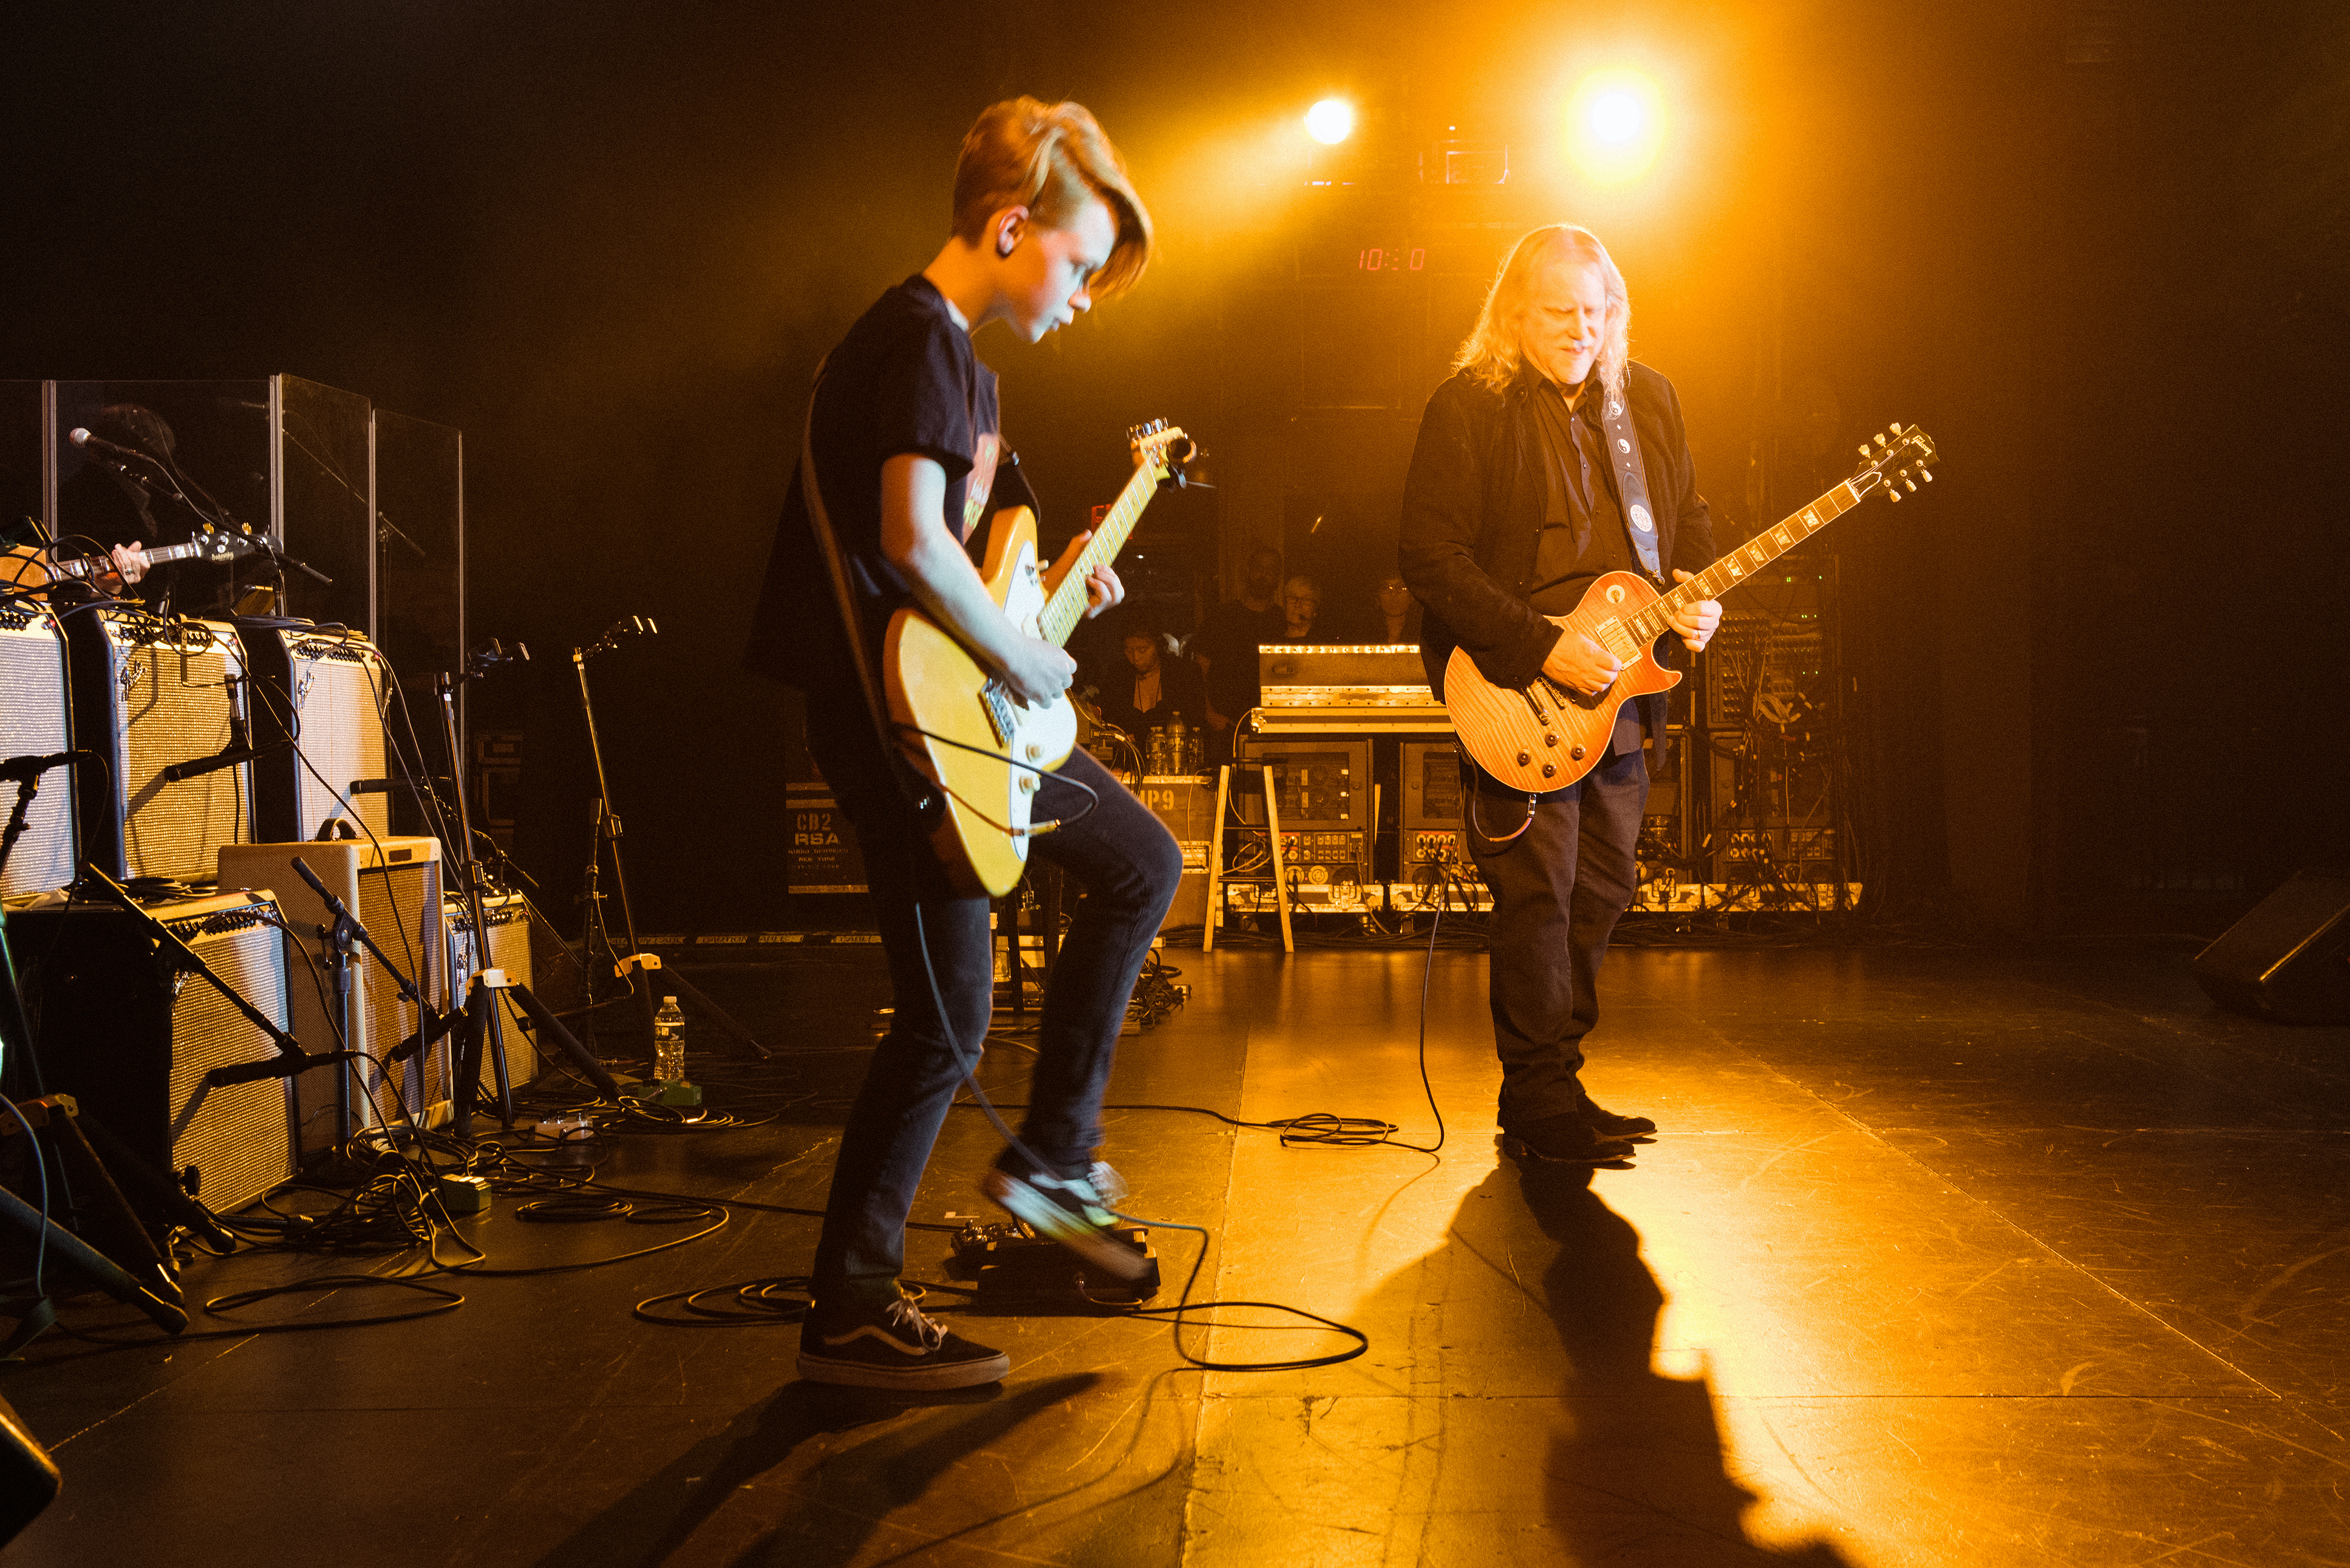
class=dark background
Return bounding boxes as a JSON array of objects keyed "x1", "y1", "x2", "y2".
[{"x1": 4, "y1": 0, "x2": 2343, "y2": 936}]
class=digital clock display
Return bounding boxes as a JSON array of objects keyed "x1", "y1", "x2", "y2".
[{"x1": 1358, "y1": 248, "x2": 1426, "y2": 272}]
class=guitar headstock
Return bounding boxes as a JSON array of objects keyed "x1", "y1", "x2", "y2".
[
  {"x1": 1128, "y1": 419, "x2": 1198, "y2": 493},
  {"x1": 192, "y1": 528, "x2": 260, "y2": 563},
  {"x1": 1851, "y1": 422, "x2": 1938, "y2": 504}
]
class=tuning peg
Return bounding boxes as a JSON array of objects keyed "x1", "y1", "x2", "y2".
[
  {"x1": 1857, "y1": 444, "x2": 1872, "y2": 460},
  {"x1": 1904, "y1": 478, "x2": 1918, "y2": 492},
  {"x1": 1875, "y1": 432, "x2": 1889, "y2": 448},
  {"x1": 1885, "y1": 488, "x2": 1902, "y2": 503},
  {"x1": 1921, "y1": 468, "x2": 1934, "y2": 482},
  {"x1": 1889, "y1": 421, "x2": 1904, "y2": 434}
]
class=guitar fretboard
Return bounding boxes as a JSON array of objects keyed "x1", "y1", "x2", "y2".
[
  {"x1": 1037, "y1": 452, "x2": 1168, "y2": 648},
  {"x1": 53, "y1": 537, "x2": 219, "y2": 579},
  {"x1": 1621, "y1": 477, "x2": 1871, "y2": 645}
]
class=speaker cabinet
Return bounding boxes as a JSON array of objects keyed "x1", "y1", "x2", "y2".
[
  {"x1": 445, "y1": 891, "x2": 539, "y2": 1087},
  {"x1": 234, "y1": 622, "x2": 390, "y2": 843},
  {"x1": 217, "y1": 838, "x2": 446, "y2": 1153},
  {"x1": 2193, "y1": 867, "x2": 2350, "y2": 1024},
  {"x1": 14, "y1": 890, "x2": 297, "y2": 1216},
  {"x1": 66, "y1": 611, "x2": 251, "y2": 883},
  {"x1": 1135, "y1": 777, "x2": 1213, "y2": 930},
  {"x1": 0, "y1": 603, "x2": 75, "y2": 896}
]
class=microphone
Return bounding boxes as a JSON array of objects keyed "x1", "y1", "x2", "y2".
[
  {"x1": 68, "y1": 428, "x2": 150, "y2": 464},
  {"x1": 0, "y1": 749, "x2": 92, "y2": 784},
  {"x1": 288, "y1": 855, "x2": 351, "y2": 920},
  {"x1": 206, "y1": 1051, "x2": 358, "y2": 1089}
]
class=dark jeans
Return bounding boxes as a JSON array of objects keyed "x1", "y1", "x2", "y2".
[
  {"x1": 1465, "y1": 743, "x2": 1649, "y2": 1130},
  {"x1": 804, "y1": 705, "x2": 1181, "y2": 1311}
]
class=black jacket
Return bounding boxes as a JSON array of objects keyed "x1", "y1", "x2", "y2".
[{"x1": 1397, "y1": 360, "x2": 1715, "y2": 738}]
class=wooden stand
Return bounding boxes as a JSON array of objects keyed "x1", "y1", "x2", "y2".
[{"x1": 1203, "y1": 763, "x2": 1293, "y2": 954}]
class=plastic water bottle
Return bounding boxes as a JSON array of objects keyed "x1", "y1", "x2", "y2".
[
  {"x1": 653, "y1": 996, "x2": 686, "y2": 1084},
  {"x1": 1167, "y1": 714, "x2": 1187, "y2": 774}
]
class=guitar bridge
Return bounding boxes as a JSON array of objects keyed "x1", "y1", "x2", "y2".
[{"x1": 979, "y1": 680, "x2": 1014, "y2": 748}]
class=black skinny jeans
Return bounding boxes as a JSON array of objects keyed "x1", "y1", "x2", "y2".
[{"x1": 804, "y1": 702, "x2": 1181, "y2": 1311}]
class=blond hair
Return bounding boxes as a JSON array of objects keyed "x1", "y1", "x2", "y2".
[
  {"x1": 952, "y1": 97, "x2": 1153, "y2": 299},
  {"x1": 1451, "y1": 225, "x2": 1630, "y2": 398}
]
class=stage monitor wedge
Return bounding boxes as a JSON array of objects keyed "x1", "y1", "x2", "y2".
[{"x1": 2193, "y1": 867, "x2": 2350, "y2": 1025}]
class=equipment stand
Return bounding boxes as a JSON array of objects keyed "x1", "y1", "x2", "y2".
[
  {"x1": 432, "y1": 666, "x2": 515, "y2": 1126},
  {"x1": 569, "y1": 619, "x2": 769, "y2": 1059}
]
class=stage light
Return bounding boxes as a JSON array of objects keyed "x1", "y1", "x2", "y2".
[
  {"x1": 1566, "y1": 69, "x2": 1667, "y2": 185},
  {"x1": 1305, "y1": 99, "x2": 1355, "y2": 146}
]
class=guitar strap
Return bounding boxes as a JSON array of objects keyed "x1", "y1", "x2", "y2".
[
  {"x1": 795, "y1": 362, "x2": 939, "y2": 816},
  {"x1": 1596, "y1": 386, "x2": 1663, "y2": 580}
]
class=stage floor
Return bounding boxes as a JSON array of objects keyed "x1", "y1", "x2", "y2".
[{"x1": 5, "y1": 932, "x2": 2347, "y2": 1566}]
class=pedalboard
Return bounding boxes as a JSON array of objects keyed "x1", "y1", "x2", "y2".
[{"x1": 949, "y1": 1220, "x2": 1160, "y2": 1309}]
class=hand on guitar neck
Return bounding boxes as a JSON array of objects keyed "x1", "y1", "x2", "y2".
[{"x1": 1539, "y1": 568, "x2": 1722, "y2": 696}]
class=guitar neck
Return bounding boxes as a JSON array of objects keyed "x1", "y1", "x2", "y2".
[
  {"x1": 1035, "y1": 457, "x2": 1165, "y2": 649},
  {"x1": 1623, "y1": 473, "x2": 1881, "y2": 645},
  {"x1": 54, "y1": 538, "x2": 207, "y2": 579}
]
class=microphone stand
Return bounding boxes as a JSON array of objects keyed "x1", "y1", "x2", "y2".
[{"x1": 570, "y1": 617, "x2": 769, "y2": 1061}]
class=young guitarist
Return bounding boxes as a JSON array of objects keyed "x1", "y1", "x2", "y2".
[
  {"x1": 743, "y1": 98, "x2": 1180, "y2": 1390},
  {"x1": 1398, "y1": 225, "x2": 1723, "y2": 1166}
]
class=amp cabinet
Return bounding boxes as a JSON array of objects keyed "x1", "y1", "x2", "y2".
[
  {"x1": 13, "y1": 889, "x2": 298, "y2": 1217},
  {"x1": 218, "y1": 838, "x2": 446, "y2": 1154},
  {"x1": 445, "y1": 891, "x2": 540, "y2": 1087},
  {"x1": 65, "y1": 611, "x2": 251, "y2": 884},
  {"x1": 233, "y1": 620, "x2": 391, "y2": 844},
  {"x1": 0, "y1": 603, "x2": 75, "y2": 896}
]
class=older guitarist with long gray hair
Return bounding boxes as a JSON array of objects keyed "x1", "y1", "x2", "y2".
[{"x1": 1398, "y1": 224, "x2": 1722, "y2": 1166}]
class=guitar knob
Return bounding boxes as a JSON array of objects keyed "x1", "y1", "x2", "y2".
[
  {"x1": 1516, "y1": 751, "x2": 1531, "y2": 767},
  {"x1": 1541, "y1": 764, "x2": 1556, "y2": 779},
  {"x1": 1544, "y1": 733, "x2": 1558, "y2": 747},
  {"x1": 1570, "y1": 745, "x2": 1586, "y2": 761},
  {"x1": 1026, "y1": 743, "x2": 1043, "y2": 760},
  {"x1": 1018, "y1": 775, "x2": 1038, "y2": 793}
]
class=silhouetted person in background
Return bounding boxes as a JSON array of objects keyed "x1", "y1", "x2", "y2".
[{"x1": 1193, "y1": 541, "x2": 1284, "y2": 761}]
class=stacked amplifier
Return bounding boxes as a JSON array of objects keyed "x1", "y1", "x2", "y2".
[
  {"x1": 446, "y1": 891, "x2": 539, "y2": 1087},
  {"x1": 0, "y1": 603, "x2": 508, "y2": 1201},
  {"x1": 0, "y1": 603, "x2": 75, "y2": 897},
  {"x1": 13, "y1": 890, "x2": 299, "y2": 1217}
]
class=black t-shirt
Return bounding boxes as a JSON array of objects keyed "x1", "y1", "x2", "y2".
[{"x1": 743, "y1": 274, "x2": 1037, "y2": 696}]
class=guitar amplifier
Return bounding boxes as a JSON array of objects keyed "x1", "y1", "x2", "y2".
[
  {"x1": 445, "y1": 891, "x2": 539, "y2": 1087},
  {"x1": 1400, "y1": 740, "x2": 1466, "y2": 868},
  {"x1": 66, "y1": 611, "x2": 251, "y2": 883},
  {"x1": 217, "y1": 838, "x2": 446, "y2": 1154},
  {"x1": 1135, "y1": 776, "x2": 1212, "y2": 929},
  {"x1": 234, "y1": 621, "x2": 390, "y2": 844},
  {"x1": 0, "y1": 603, "x2": 76, "y2": 897},
  {"x1": 13, "y1": 889, "x2": 298, "y2": 1217}
]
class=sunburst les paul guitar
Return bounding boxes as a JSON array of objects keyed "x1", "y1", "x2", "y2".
[
  {"x1": 1445, "y1": 422, "x2": 1939, "y2": 793},
  {"x1": 886, "y1": 421, "x2": 1194, "y2": 897}
]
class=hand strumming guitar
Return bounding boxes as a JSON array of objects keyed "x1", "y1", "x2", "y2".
[{"x1": 1542, "y1": 630, "x2": 1623, "y2": 696}]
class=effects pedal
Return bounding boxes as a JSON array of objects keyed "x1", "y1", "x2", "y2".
[{"x1": 949, "y1": 1219, "x2": 1161, "y2": 1308}]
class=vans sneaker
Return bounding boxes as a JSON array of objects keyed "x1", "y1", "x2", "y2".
[
  {"x1": 796, "y1": 1297, "x2": 1009, "y2": 1390},
  {"x1": 981, "y1": 1160, "x2": 1149, "y2": 1283}
]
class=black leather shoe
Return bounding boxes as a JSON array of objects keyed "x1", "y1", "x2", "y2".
[
  {"x1": 1499, "y1": 1112, "x2": 1638, "y2": 1165},
  {"x1": 1579, "y1": 1095, "x2": 1657, "y2": 1139}
]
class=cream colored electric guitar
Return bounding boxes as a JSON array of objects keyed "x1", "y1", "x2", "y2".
[{"x1": 885, "y1": 421, "x2": 1193, "y2": 897}]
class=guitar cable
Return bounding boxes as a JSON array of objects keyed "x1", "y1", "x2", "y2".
[{"x1": 889, "y1": 719, "x2": 1103, "y2": 837}]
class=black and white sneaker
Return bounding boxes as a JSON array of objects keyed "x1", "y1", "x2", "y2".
[
  {"x1": 981, "y1": 1160, "x2": 1150, "y2": 1283},
  {"x1": 796, "y1": 1297, "x2": 1010, "y2": 1390}
]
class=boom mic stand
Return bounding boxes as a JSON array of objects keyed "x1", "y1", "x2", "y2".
[
  {"x1": 570, "y1": 616, "x2": 768, "y2": 1061},
  {"x1": 431, "y1": 637, "x2": 527, "y2": 1126}
]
